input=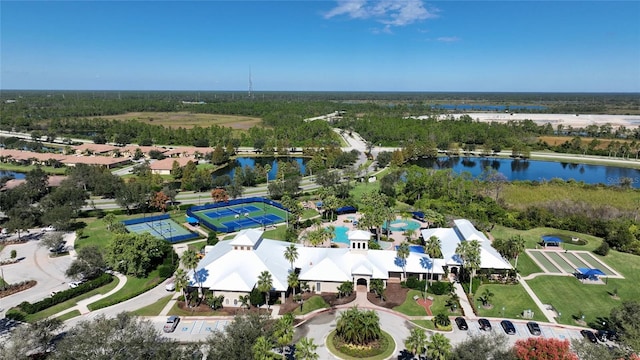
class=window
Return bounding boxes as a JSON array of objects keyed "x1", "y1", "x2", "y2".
[
  {"x1": 225, "y1": 298, "x2": 229, "y2": 304},
  {"x1": 316, "y1": 282, "x2": 321, "y2": 292},
  {"x1": 234, "y1": 299, "x2": 238, "y2": 305}
]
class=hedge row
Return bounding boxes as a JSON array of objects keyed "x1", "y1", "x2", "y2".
[
  {"x1": 403, "y1": 277, "x2": 453, "y2": 296},
  {"x1": 18, "y1": 273, "x2": 114, "y2": 314}
]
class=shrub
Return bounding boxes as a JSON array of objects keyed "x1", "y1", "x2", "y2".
[
  {"x1": 428, "y1": 281, "x2": 453, "y2": 295},
  {"x1": 594, "y1": 242, "x2": 610, "y2": 256},
  {"x1": 10, "y1": 249, "x2": 17, "y2": 259},
  {"x1": 207, "y1": 232, "x2": 219, "y2": 246},
  {"x1": 5, "y1": 309, "x2": 25, "y2": 321},
  {"x1": 157, "y1": 265, "x2": 173, "y2": 278},
  {"x1": 19, "y1": 273, "x2": 113, "y2": 314},
  {"x1": 404, "y1": 276, "x2": 426, "y2": 291}
]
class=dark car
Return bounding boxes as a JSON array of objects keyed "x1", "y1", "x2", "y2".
[
  {"x1": 501, "y1": 320, "x2": 516, "y2": 335},
  {"x1": 163, "y1": 316, "x2": 180, "y2": 333},
  {"x1": 527, "y1": 321, "x2": 542, "y2": 336},
  {"x1": 581, "y1": 329, "x2": 598, "y2": 343},
  {"x1": 597, "y1": 330, "x2": 619, "y2": 342},
  {"x1": 455, "y1": 317, "x2": 469, "y2": 330},
  {"x1": 478, "y1": 318, "x2": 492, "y2": 331}
]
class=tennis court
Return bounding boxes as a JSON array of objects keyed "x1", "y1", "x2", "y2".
[
  {"x1": 123, "y1": 215, "x2": 199, "y2": 243},
  {"x1": 188, "y1": 197, "x2": 289, "y2": 233}
]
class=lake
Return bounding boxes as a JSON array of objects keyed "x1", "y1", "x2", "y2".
[
  {"x1": 0, "y1": 170, "x2": 26, "y2": 179},
  {"x1": 212, "y1": 157, "x2": 308, "y2": 181},
  {"x1": 431, "y1": 104, "x2": 547, "y2": 111},
  {"x1": 409, "y1": 157, "x2": 640, "y2": 188}
]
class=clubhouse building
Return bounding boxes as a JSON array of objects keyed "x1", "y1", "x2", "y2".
[{"x1": 187, "y1": 219, "x2": 511, "y2": 307}]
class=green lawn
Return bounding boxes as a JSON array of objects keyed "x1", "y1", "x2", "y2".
[
  {"x1": 54, "y1": 310, "x2": 81, "y2": 322},
  {"x1": 393, "y1": 290, "x2": 427, "y2": 316},
  {"x1": 474, "y1": 283, "x2": 546, "y2": 322},
  {"x1": 429, "y1": 294, "x2": 463, "y2": 317},
  {"x1": 527, "y1": 249, "x2": 640, "y2": 326},
  {"x1": 263, "y1": 225, "x2": 287, "y2": 241},
  {"x1": 131, "y1": 295, "x2": 173, "y2": 316},
  {"x1": 87, "y1": 270, "x2": 164, "y2": 311},
  {"x1": 489, "y1": 226, "x2": 599, "y2": 252},
  {"x1": 0, "y1": 163, "x2": 68, "y2": 175},
  {"x1": 326, "y1": 330, "x2": 396, "y2": 360},
  {"x1": 514, "y1": 253, "x2": 542, "y2": 276},
  {"x1": 24, "y1": 277, "x2": 120, "y2": 322},
  {"x1": 292, "y1": 295, "x2": 329, "y2": 315}
]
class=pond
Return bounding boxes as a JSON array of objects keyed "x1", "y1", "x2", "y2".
[
  {"x1": 409, "y1": 157, "x2": 640, "y2": 188},
  {"x1": 211, "y1": 157, "x2": 308, "y2": 181},
  {"x1": 0, "y1": 170, "x2": 26, "y2": 179}
]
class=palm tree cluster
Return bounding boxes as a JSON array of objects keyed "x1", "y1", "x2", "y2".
[
  {"x1": 455, "y1": 239, "x2": 481, "y2": 294},
  {"x1": 493, "y1": 235, "x2": 526, "y2": 268},
  {"x1": 335, "y1": 306, "x2": 382, "y2": 346},
  {"x1": 404, "y1": 328, "x2": 452, "y2": 360}
]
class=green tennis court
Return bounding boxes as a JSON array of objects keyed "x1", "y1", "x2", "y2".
[
  {"x1": 125, "y1": 218, "x2": 192, "y2": 241},
  {"x1": 190, "y1": 200, "x2": 289, "y2": 233}
]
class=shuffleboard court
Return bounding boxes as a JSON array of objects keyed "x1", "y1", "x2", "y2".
[
  {"x1": 574, "y1": 253, "x2": 617, "y2": 276},
  {"x1": 563, "y1": 252, "x2": 591, "y2": 269},
  {"x1": 546, "y1": 252, "x2": 576, "y2": 273},
  {"x1": 529, "y1": 251, "x2": 562, "y2": 273}
]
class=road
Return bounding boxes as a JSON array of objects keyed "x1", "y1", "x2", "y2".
[{"x1": 0, "y1": 231, "x2": 74, "y2": 316}]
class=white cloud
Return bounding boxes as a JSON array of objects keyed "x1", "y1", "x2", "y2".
[
  {"x1": 436, "y1": 36, "x2": 460, "y2": 42},
  {"x1": 324, "y1": 0, "x2": 437, "y2": 28}
]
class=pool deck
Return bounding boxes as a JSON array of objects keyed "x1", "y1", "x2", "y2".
[{"x1": 313, "y1": 213, "x2": 425, "y2": 249}]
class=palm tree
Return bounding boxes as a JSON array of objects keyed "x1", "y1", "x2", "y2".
[
  {"x1": 433, "y1": 313, "x2": 450, "y2": 328},
  {"x1": 427, "y1": 333, "x2": 452, "y2": 360},
  {"x1": 455, "y1": 240, "x2": 481, "y2": 294},
  {"x1": 239, "y1": 294, "x2": 251, "y2": 310},
  {"x1": 257, "y1": 270, "x2": 273, "y2": 307},
  {"x1": 287, "y1": 271, "x2": 299, "y2": 298},
  {"x1": 284, "y1": 244, "x2": 298, "y2": 272},
  {"x1": 445, "y1": 292, "x2": 460, "y2": 312},
  {"x1": 425, "y1": 235, "x2": 443, "y2": 258},
  {"x1": 295, "y1": 337, "x2": 319, "y2": 360},
  {"x1": 508, "y1": 235, "x2": 526, "y2": 269},
  {"x1": 252, "y1": 335, "x2": 273, "y2": 360},
  {"x1": 396, "y1": 241, "x2": 410, "y2": 280},
  {"x1": 274, "y1": 313, "x2": 294, "y2": 359},
  {"x1": 478, "y1": 287, "x2": 494, "y2": 307},
  {"x1": 322, "y1": 225, "x2": 335, "y2": 247},
  {"x1": 181, "y1": 249, "x2": 200, "y2": 303},
  {"x1": 404, "y1": 327, "x2": 428, "y2": 357},
  {"x1": 174, "y1": 268, "x2": 188, "y2": 305}
]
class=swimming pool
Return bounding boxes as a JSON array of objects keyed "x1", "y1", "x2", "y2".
[
  {"x1": 383, "y1": 219, "x2": 421, "y2": 232},
  {"x1": 395, "y1": 245, "x2": 425, "y2": 253},
  {"x1": 331, "y1": 226, "x2": 350, "y2": 245}
]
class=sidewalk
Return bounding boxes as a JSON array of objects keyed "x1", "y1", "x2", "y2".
[
  {"x1": 452, "y1": 281, "x2": 477, "y2": 319},
  {"x1": 49, "y1": 272, "x2": 128, "y2": 318},
  {"x1": 517, "y1": 274, "x2": 557, "y2": 324}
]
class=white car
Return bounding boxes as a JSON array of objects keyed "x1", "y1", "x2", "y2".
[
  {"x1": 165, "y1": 282, "x2": 176, "y2": 291},
  {"x1": 44, "y1": 225, "x2": 56, "y2": 232},
  {"x1": 68, "y1": 281, "x2": 83, "y2": 288}
]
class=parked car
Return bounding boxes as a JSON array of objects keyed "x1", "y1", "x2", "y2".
[
  {"x1": 501, "y1": 320, "x2": 516, "y2": 335},
  {"x1": 478, "y1": 318, "x2": 492, "y2": 331},
  {"x1": 527, "y1": 321, "x2": 542, "y2": 336},
  {"x1": 165, "y1": 282, "x2": 176, "y2": 291},
  {"x1": 597, "y1": 330, "x2": 619, "y2": 342},
  {"x1": 44, "y1": 225, "x2": 56, "y2": 232},
  {"x1": 581, "y1": 329, "x2": 598, "y2": 343},
  {"x1": 163, "y1": 316, "x2": 180, "y2": 333},
  {"x1": 68, "y1": 280, "x2": 84, "y2": 288},
  {"x1": 455, "y1": 317, "x2": 468, "y2": 330},
  {"x1": 50, "y1": 291, "x2": 60, "y2": 297}
]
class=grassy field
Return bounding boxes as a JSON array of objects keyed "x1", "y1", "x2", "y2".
[
  {"x1": 90, "y1": 111, "x2": 263, "y2": 131},
  {"x1": 263, "y1": 225, "x2": 288, "y2": 241},
  {"x1": 473, "y1": 283, "x2": 546, "y2": 322},
  {"x1": 513, "y1": 252, "x2": 543, "y2": 276},
  {"x1": 131, "y1": 295, "x2": 173, "y2": 316},
  {"x1": 87, "y1": 270, "x2": 164, "y2": 311},
  {"x1": 24, "y1": 277, "x2": 120, "y2": 322},
  {"x1": 501, "y1": 183, "x2": 640, "y2": 211},
  {"x1": 527, "y1": 249, "x2": 640, "y2": 327},
  {"x1": 54, "y1": 310, "x2": 81, "y2": 322},
  {"x1": 393, "y1": 290, "x2": 427, "y2": 316},
  {"x1": 292, "y1": 295, "x2": 329, "y2": 315},
  {"x1": 537, "y1": 136, "x2": 637, "y2": 149},
  {"x1": 0, "y1": 163, "x2": 68, "y2": 175},
  {"x1": 489, "y1": 226, "x2": 600, "y2": 251}
]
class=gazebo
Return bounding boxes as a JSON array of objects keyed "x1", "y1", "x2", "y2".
[
  {"x1": 541, "y1": 235, "x2": 563, "y2": 248},
  {"x1": 575, "y1": 268, "x2": 606, "y2": 282}
]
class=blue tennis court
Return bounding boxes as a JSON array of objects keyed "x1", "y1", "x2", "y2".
[{"x1": 188, "y1": 198, "x2": 290, "y2": 233}]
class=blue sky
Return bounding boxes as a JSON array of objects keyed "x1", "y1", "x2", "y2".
[{"x1": 1, "y1": 1, "x2": 639, "y2": 92}]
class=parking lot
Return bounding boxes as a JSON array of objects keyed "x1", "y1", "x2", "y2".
[
  {"x1": 448, "y1": 318, "x2": 584, "y2": 346},
  {"x1": 152, "y1": 317, "x2": 230, "y2": 342}
]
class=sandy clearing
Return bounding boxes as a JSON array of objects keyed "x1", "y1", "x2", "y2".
[{"x1": 411, "y1": 113, "x2": 640, "y2": 129}]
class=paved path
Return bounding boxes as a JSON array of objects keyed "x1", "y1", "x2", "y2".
[
  {"x1": 452, "y1": 281, "x2": 476, "y2": 319},
  {"x1": 517, "y1": 274, "x2": 557, "y2": 324}
]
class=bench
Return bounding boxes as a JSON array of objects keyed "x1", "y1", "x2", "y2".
[{"x1": 413, "y1": 295, "x2": 420, "y2": 301}]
